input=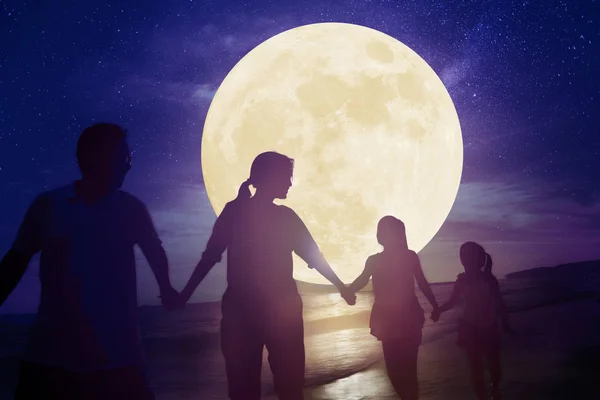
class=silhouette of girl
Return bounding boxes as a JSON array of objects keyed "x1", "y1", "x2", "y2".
[
  {"x1": 432, "y1": 242, "x2": 513, "y2": 400},
  {"x1": 178, "y1": 151, "x2": 355, "y2": 400},
  {"x1": 350, "y1": 216, "x2": 439, "y2": 400}
]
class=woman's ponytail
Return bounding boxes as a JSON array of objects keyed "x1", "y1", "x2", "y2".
[{"x1": 235, "y1": 179, "x2": 252, "y2": 201}]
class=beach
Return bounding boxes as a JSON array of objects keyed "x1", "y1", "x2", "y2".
[
  {"x1": 309, "y1": 298, "x2": 600, "y2": 399},
  {"x1": 1, "y1": 263, "x2": 599, "y2": 399}
]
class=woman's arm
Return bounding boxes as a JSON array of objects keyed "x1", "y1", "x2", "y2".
[
  {"x1": 412, "y1": 253, "x2": 439, "y2": 310},
  {"x1": 179, "y1": 204, "x2": 233, "y2": 305},
  {"x1": 349, "y1": 258, "x2": 374, "y2": 293},
  {"x1": 289, "y1": 209, "x2": 355, "y2": 305}
]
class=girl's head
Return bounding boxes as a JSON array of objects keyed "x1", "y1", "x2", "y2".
[
  {"x1": 236, "y1": 151, "x2": 294, "y2": 201},
  {"x1": 377, "y1": 216, "x2": 408, "y2": 250},
  {"x1": 460, "y1": 241, "x2": 493, "y2": 275}
]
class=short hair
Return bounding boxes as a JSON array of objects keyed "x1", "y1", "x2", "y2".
[{"x1": 76, "y1": 123, "x2": 127, "y2": 174}]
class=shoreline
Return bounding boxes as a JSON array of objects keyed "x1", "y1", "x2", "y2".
[{"x1": 305, "y1": 297, "x2": 600, "y2": 400}]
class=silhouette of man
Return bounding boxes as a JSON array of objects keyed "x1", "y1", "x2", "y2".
[
  {"x1": 0, "y1": 123, "x2": 178, "y2": 399},
  {"x1": 177, "y1": 152, "x2": 356, "y2": 400}
]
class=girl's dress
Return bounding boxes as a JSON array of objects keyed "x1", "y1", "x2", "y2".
[
  {"x1": 369, "y1": 250, "x2": 425, "y2": 342},
  {"x1": 455, "y1": 272, "x2": 501, "y2": 352}
]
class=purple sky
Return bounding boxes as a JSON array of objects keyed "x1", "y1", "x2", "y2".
[{"x1": 1, "y1": 0, "x2": 599, "y2": 313}]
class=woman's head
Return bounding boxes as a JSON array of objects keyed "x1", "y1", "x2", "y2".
[
  {"x1": 236, "y1": 151, "x2": 294, "y2": 201},
  {"x1": 377, "y1": 216, "x2": 408, "y2": 250},
  {"x1": 460, "y1": 241, "x2": 492, "y2": 274}
]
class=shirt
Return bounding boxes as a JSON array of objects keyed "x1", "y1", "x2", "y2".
[
  {"x1": 202, "y1": 199, "x2": 323, "y2": 315},
  {"x1": 368, "y1": 250, "x2": 425, "y2": 340},
  {"x1": 12, "y1": 183, "x2": 161, "y2": 371},
  {"x1": 456, "y1": 272, "x2": 499, "y2": 328}
]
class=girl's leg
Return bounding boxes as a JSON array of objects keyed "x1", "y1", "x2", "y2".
[
  {"x1": 382, "y1": 340, "x2": 405, "y2": 398},
  {"x1": 466, "y1": 349, "x2": 486, "y2": 400},
  {"x1": 487, "y1": 347, "x2": 502, "y2": 399},
  {"x1": 399, "y1": 336, "x2": 420, "y2": 400},
  {"x1": 382, "y1": 334, "x2": 421, "y2": 400}
]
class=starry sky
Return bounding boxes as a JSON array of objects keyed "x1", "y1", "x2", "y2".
[{"x1": 1, "y1": 0, "x2": 599, "y2": 313}]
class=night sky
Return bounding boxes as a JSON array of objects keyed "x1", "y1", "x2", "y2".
[{"x1": 1, "y1": 0, "x2": 599, "y2": 313}]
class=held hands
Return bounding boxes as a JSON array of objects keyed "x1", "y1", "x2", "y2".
[
  {"x1": 340, "y1": 286, "x2": 357, "y2": 306},
  {"x1": 159, "y1": 286, "x2": 191, "y2": 311},
  {"x1": 430, "y1": 306, "x2": 441, "y2": 322},
  {"x1": 159, "y1": 286, "x2": 181, "y2": 310}
]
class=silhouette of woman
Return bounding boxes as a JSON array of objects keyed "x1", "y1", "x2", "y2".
[
  {"x1": 350, "y1": 216, "x2": 439, "y2": 400},
  {"x1": 178, "y1": 151, "x2": 355, "y2": 400}
]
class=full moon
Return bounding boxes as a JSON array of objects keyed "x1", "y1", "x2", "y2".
[{"x1": 201, "y1": 23, "x2": 463, "y2": 284}]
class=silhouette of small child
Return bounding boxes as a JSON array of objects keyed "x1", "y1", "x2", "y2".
[
  {"x1": 432, "y1": 242, "x2": 513, "y2": 400},
  {"x1": 350, "y1": 216, "x2": 439, "y2": 400}
]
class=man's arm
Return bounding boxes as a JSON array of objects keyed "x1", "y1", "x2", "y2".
[
  {"x1": 133, "y1": 199, "x2": 178, "y2": 310},
  {"x1": 349, "y1": 258, "x2": 374, "y2": 293},
  {"x1": 179, "y1": 204, "x2": 232, "y2": 304},
  {"x1": 412, "y1": 252, "x2": 439, "y2": 310},
  {"x1": 0, "y1": 196, "x2": 45, "y2": 307},
  {"x1": 0, "y1": 250, "x2": 33, "y2": 307}
]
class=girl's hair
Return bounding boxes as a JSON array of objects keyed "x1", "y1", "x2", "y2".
[
  {"x1": 460, "y1": 241, "x2": 493, "y2": 275},
  {"x1": 377, "y1": 215, "x2": 408, "y2": 250},
  {"x1": 235, "y1": 151, "x2": 294, "y2": 201}
]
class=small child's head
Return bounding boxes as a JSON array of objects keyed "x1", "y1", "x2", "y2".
[
  {"x1": 377, "y1": 216, "x2": 408, "y2": 250},
  {"x1": 460, "y1": 241, "x2": 492, "y2": 274}
]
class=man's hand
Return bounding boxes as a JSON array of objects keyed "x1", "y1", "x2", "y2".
[
  {"x1": 159, "y1": 286, "x2": 182, "y2": 310},
  {"x1": 340, "y1": 286, "x2": 357, "y2": 306}
]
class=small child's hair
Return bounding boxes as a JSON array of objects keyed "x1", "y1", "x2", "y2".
[
  {"x1": 460, "y1": 241, "x2": 493, "y2": 275},
  {"x1": 483, "y1": 252, "x2": 493, "y2": 274}
]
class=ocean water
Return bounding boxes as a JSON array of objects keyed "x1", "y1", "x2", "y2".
[{"x1": 0, "y1": 272, "x2": 598, "y2": 399}]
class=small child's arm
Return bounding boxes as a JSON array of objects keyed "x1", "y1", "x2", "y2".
[
  {"x1": 490, "y1": 276, "x2": 513, "y2": 334},
  {"x1": 432, "y1": 275, "x2": 463, "y2": 321}
]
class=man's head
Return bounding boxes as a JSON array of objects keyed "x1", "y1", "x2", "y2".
[{"x1": 76, "y1": 123, "x2": 131, "y2": 189}]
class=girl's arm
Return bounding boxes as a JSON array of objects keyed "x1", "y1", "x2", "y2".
[
  {"x1": 412, "y1": 252, "x2": 439, "y2": 310},
  {"x1": 490, "y1": 276, "x2": 513, "y2": 333},
  {"x1": 349, "y1": 257, "x2": 375, "y2": 293},
  {"x1": 432, "y1": 275, "x2": 463, "y2": 320}
]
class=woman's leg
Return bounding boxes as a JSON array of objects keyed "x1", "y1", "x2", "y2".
[
  {"x1": 466, "y1": 349, "x2": 486, "y2": 400},
  {"x1": 265, "y1": 318, "x2": 305, "y2": 400},
  {"x1": 221, "y1": 316, "x2": 264, "y2": 400}
]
